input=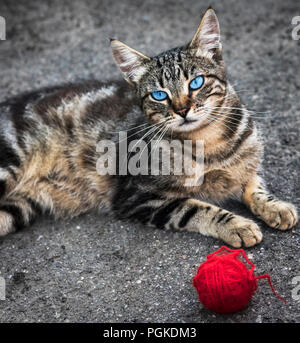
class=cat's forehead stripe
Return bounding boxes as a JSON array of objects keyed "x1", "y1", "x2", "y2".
[{"x1": 154, "y1": 47, "x2": 183, "y2": 68}]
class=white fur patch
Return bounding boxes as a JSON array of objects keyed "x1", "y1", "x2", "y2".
[
  {"x1": 0, "y1": 169, "x2": 11, "y2": 180},
  {"x1": 55, "y1": 85, "x2": 116, "y2": 118},
  {"x1": 0, "y1": 211, "x2": 14, "y2": 236},
  {"x1": 0, "y1": 118, "x2": 22, "y2": 159}
]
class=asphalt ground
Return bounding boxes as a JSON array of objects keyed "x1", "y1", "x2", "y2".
[{"x1": 0, "y1": 0, "x2": 299, "y2": 322}]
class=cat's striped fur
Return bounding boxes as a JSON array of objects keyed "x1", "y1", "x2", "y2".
[{"x1": 0, "y1": 8, "x2": 297, "y2": 246}]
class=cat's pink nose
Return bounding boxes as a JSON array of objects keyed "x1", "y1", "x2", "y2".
[{"x1": 175, "y1": 107, "x2": 189, "y2": 118}]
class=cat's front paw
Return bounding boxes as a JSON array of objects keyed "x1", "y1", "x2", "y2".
[
  {"x1": 218, "y1": 215, "x2": 263, "y2": 248},
  {"x1": 257, "y1": 200, "x2": 298, "y2": 230}
]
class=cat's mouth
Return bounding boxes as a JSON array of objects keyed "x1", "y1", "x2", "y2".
[
  {"x1": 179, "y1": 118, "x2": 198, "y2": 126},
  {"x1": 168, "y1": 112, "x2": 209, "y2": 132},
  {"x1": 168, "y1": 117, "x2": 203, "y2": 132}
]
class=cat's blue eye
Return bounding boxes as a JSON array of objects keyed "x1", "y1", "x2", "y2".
[
  {"x1": 189, "y1": 75, "x2": 204, "y2": 90},
  {"x1": 151, "y1": 91, "x2": 168, "y2": 101}
]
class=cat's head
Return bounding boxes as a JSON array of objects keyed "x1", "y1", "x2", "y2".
[{"x1": 111, "y1": 8, "x2": 226, "y2": 133}]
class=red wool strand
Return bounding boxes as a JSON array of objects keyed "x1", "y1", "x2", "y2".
[{"x1": 193, "y1": 246, "x2": 286, "y2": 314}]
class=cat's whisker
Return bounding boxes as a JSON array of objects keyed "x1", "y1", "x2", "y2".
[
  {"x1": 201, "y1": 109, "x2": 226, "y2": 133},
  {"x1": 206, "y1": 110, "x2": 254, "y2": 132},
  {"x1": 210, "y1": 113, "x2": 247, "y2": 132},
  {"x1": 204, "y1": 111, "x2": 240, "y2": 137},
  {"x1": 203, "y1": 108, "x2": 269, "y2": 120},
  {"x1": 127, "y1": 116, "x2": 174, "y2": 161},
  {"x1": 205, "y1": 105, "x2": 270, "y2": 116},
  {"x1": 202, "y1": 114, "x2": 234, "y2": 142},
  {"x1": 224, "y1": 89, "x2": 255, "y2": 97},
  {"x1": 138, "y1": 123, "x2": 167, "y2": 161},
  {"x1": 131, "y1": 118, "x2": 170, "y2": 131},
  {"x1": 221, "y1": 91, "x2": 255, "y2": 103},
  {"x1": 205, "y1": 106, "x2": 269, "y2": 115},
  {"x1": 151, "y1": 124, "x2": 170, "y2": 159},
  {"x1": 126, "y1": 121, "x2": 166, "y2": 155},
  {"x1": 230, "y1": 80, "x2": 252, "y2": 87},
  {"x1": 206, "y1": 109, "x2": 254, "y2": 123},
  {"x1": 122, "y1": 121, "x2": 166, "y2": 170},
  {"x1": 110, "y1": 121, "x2": 150, "y2": 133},
  {"x1": 118, "y1": 119, "x2": 168, "y2": 144}
]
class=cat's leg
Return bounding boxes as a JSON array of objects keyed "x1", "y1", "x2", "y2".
[
  {"x1": 242, "y1": 175, "x2": 298, "y2": 230},
  {"x1": 118, "y1": 195, "x2": 262, "y2": 247}
]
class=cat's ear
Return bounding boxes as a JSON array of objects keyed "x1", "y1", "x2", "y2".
[
  {"x1": 110, "y1": 39, "x2": 150, "y2": 84},
  {"x1": 189, "y1": 8, "x2": 222, "y2": 60}
]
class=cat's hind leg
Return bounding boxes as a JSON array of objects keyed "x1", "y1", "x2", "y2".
[{"x1": 242, "y1": 175, "x2": 298, "y2": 230}]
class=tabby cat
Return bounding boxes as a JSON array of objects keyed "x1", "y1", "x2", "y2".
[{"x1": 0, "y1": 8, "x2": 297, "y2": 247}]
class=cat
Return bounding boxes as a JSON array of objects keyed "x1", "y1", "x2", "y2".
[{"x1": 0, "y1": 8, "x2": 297, "y2": 247}]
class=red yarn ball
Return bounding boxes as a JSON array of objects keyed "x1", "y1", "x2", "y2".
[{"x1": 193, "y1": 246, "x2": 285, "y2": 314}]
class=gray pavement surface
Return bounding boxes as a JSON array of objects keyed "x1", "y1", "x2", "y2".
[{"x1": 0, "y1": 0, "x2": 299, "y2": 323}]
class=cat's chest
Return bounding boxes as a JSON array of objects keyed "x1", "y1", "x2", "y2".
[
  {"x1": 171, "y1": 165, "x2": 240, "y2": 200},
  {"x1": 174, "y1": 155, "x2": 259, "y2": 201}
]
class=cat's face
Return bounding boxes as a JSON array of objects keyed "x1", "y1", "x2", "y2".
[{"x1": 111, "y1": 8, "x2": 226, "y2": 133}]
